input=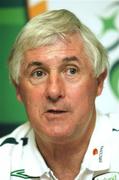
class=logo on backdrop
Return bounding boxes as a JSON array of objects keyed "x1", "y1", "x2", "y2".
[{"x1": 98, "y1": 2, "x2": 119, "y2": 99}]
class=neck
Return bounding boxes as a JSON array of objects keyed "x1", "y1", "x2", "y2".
[{"x1": 35, "y1": 112, "x2": 96, "y2": 180}]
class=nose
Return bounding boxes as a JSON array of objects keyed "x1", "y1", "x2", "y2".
[{"x1": 46, "y1": 73, "x2": 65, "y2": 102}]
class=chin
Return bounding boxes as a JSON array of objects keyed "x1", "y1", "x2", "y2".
[
  {"x1": 34, "y1": 121, "x2": 77, "y2": 143},
  {"x1": 43, "y1": 126, "x2": 76, "y2": 144}
]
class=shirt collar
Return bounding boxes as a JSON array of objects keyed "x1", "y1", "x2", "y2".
[{"x1": 82, "y1": 112, "x2": 112, "y2": 171}]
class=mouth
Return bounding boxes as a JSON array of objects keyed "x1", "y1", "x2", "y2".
[{"x1": 46, "y1": 109, "x2": 68, "y2": 114}]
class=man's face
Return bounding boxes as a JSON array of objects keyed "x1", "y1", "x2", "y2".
[{"x1": 16, "y1": 33, "x2": 105, "y2": 143}]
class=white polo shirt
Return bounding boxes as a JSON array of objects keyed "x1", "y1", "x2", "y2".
[{"x1": 0, "y1": 113, "x2": 119, "y2": 180}]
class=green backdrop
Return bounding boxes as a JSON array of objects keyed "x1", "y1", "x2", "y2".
[{"x1": 0, "y1": 1, "x2": 28, "y2": 125}]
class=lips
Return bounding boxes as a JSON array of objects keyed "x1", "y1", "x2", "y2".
[
  {"x1": 44, "y1": 107, "x2": 70, "y2": 120},
  {"x1": 46, "y1": 109, "x2": 67, "y2": 114}
]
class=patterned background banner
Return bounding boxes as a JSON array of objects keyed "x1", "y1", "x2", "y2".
[{"x1": 0, "y1": 0, "x2": 119, "y2": 127}]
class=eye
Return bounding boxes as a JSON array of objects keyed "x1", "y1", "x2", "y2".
[
  {"x1": 66, "y1": 66, "x2": 79, "y2": 76},
  {"x1": 31, "y1": 69, "x2": 46, "y2": 79}
]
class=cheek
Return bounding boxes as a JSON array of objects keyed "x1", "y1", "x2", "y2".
[
  {"x1": 67, "y1": 80, "x2": 97, "y2": 109},
  {"x1": 18, "y1": 85, "x2": 44, "y2": 113},
  {"x1": 66, "y1": 82, "x2": 97, "y2": 131},
  {"x1": 22, "y1": 90, "x2": 44, "y2": 125}
]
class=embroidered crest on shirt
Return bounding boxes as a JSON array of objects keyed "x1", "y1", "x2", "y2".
[
  {"x1": 93, "y1": 172, "x2": 119, "y2": 180},
  {"x1": 0, "y1": 137, "x2": 28, "y2": 146},
  {"x1": 11, "y1": 169, "x2": 40, "y2": 179}
]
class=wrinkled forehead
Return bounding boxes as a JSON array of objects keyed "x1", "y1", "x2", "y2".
[
  {"x1": 21, "y1": 31, "x2": 83, "y2": 54},
  {"x1": 23, "y1": 33, "x2": 88, "y2": 63},
  {"x1": 20, "y1": 33, "x2": 93, "y2": 74}
]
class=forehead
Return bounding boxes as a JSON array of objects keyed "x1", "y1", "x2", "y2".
[{"x1": 23, "y1": 33, "x2": 90, "y2": 65}]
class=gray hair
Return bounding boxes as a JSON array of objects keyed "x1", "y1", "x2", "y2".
[{"x1": 8, "y1": 9, "x2": 108, "y2": 84}]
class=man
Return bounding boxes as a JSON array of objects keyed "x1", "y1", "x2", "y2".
[{"x1": 0, "y1": 9, "x2": 119, "y2": 180}]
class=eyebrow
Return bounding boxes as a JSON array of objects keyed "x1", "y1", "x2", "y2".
[
  {"x1": 27, "y1": 61, "x2": 43, "y2": 69},
  {"x1": 26, "y1": 56, "x2": 79, "y2": 70},
  {"x1": 62, "y1": 56, "x2": 79, "y2": 63}
]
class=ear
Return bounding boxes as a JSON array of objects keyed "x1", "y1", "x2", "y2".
[
  {"x1": 13, "y1": 81, "x2": 23, "y2": 103},
  {"x1": 96, "y1": 69, "x2": 107, "y2": 96}
]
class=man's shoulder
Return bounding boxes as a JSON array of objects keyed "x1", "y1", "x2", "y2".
[
  {"x1": 98, "y1": 112, "x2": 119, "y2": 129},
  {"x1": 0, "y1": 122, "x2": 32, "y2": 178},
  {"x1": 106, "y1": 113, "x2": 119, "y2": 170},
  {"x1": 0, "y1": 122, "x2": 31, "y2": 151},
  {"x1": 106, "y1": 113, "x2": 119, "y2": 132},
  {"x1": 97, "y1": 112, "x2": 119, "y2": 146}
]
